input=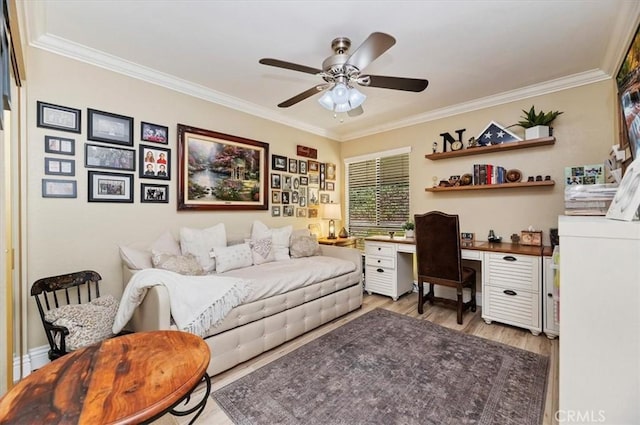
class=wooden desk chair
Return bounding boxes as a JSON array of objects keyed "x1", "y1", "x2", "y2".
[
  {"x1": 30, "y1": 270, "x2": 104, "y2": 360},
  {"x1": 415, "y1": 211, "x2": 477, "y2": 324}
]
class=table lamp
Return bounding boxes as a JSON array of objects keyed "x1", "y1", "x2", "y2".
[{"x1": 321, "y1": 203, "x2": 342, "y2": 239}]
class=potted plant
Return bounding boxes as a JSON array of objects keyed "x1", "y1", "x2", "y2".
[
  {"x1": 512, "y1": 105, "x2": 563, "y2": 139},
  {"x1": 403, "y1": 221, "x2": 415, "y2": 238}
]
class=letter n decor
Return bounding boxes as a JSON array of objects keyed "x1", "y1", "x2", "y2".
[{"x1": 177, "y1": 124, "x2": 269, "y2": 211}]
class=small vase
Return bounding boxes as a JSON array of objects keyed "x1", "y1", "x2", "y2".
[{"x1": 405, "y1": 230, "x2": 415, "y2": 238}]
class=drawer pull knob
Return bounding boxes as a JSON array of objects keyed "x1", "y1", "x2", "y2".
[
  {"x1": 376, "y1": 268, "x2": 384, "y2": 273},
  {"x1": 377, "y1": 259, "x2": 381, "y2": 263},
  {"x1": 377, "y1": 247, "x2": 381, "y2": 251},
  {"x1": 503, "y1": 289, "x2": 517, "y2": 296},
  {"x1": 547, "y1": 293, "x2": 553, "y2": 298},
  {"x1": 503, "y1": 255, "x2": 517, "y2": 262}
]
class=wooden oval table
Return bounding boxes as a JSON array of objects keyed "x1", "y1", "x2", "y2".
[{"x1": 0, "y1": 330, "x2": 211, "y2": 424}]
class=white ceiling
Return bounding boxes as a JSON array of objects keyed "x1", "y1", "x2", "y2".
[{"x1": 19, "y1": 1, "x2": 640, "y2": 141}]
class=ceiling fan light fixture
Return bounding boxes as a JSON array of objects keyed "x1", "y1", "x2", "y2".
[
  {"x1": 318, "y1": 91, "x2": 335, "y2": 111},
  {"x1": 331, "y1": 82, "x2": 350, "y2": 104},
  {"x1": 348, "y1": 87, "x2": 366, "y2": 108}
]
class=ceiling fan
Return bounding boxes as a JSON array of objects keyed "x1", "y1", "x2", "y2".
[{"x1": 259, "y1": 32, "x2": 429, "y2": 117}]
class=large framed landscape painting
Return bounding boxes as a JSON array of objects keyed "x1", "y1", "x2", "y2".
[
  {"x1": 177, "y1": 124, "x2": 269, "y2": 210},
  {"x1": 617, "y1": 23, "x2": 640, "y2": 162}
]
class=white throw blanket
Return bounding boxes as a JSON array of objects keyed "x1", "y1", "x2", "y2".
[{"x1": 112, "y1": 268, "x2": 250, "y2": 337}]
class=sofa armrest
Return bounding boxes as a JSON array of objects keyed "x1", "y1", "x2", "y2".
[
  {"x1": 319, "y1": 245, "x2": 363, "y2": 275},
  {"x1": 122, "y1": 265, "x2": 172, "y2": 332}
]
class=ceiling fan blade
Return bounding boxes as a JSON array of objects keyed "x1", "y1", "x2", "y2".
[
  {"x1": 259, "y1": 58, "x2": 322, "y2": 75},
  {"x1": 277, "y1": 85, "x2": 327, "y2": 108},
  {"x1": 347, "y1": 105, "x2": 364, "y2": 117},
  {"x1": 345, "y1": 32, "x2": 396, "y2": 72},
  {"x1": 365, "y1": 75, "x2": 429, "y2": 92}
]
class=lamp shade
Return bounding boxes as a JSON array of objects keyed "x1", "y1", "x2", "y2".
[
  {"x1": 321, "y1": 203, "x2": 342, "y2": 220},
  {"x1": 317, "y1": 84, "x2": 366, "y2": 113}
]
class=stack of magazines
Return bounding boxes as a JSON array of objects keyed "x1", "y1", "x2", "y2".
[{"x1": 564, "y1": 184, "x2": 618, "y2": 215}]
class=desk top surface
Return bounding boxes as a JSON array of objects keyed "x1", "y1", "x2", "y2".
[
  {"x1": 364, "y1": 235, "x2": 547, "y2": 256},
  {"x1": 0, "y1": 330, "x2": 210, "y2": 425}
]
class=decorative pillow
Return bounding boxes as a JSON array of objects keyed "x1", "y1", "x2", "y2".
[
  {"x1": 214, "y1": 243, "x2": 253, "y2": 273},
  {"x1": 119, "y1": 231, "x2": 181, "y2": 270},
  {"x1": 246, "y1": 237, "x2": 275, "y2": 265},
  {"x1": 119, "y1": 245, "x2": 153, "y2": 270},
  {"x1": 151, "y1": 250, "x2": 205, "y2": 275},
  {"x1": 251, "y1": 220, "x2": 292, "y2": 261},
  {"x1": 43, "y1": 295, "x2": 119, "y2": 352},
  {"x1": 180, "y1": 223, "x2": 227, "y2": 273},
  {"x1": 290, "y1": 235, "x2": 322, "y2": 258}
]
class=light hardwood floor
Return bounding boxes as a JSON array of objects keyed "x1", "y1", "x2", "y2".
[{"x1": 164, "y1": 292, "x2": 559, "y2": 425}]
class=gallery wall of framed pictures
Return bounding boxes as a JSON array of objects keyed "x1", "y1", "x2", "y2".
[
  {"x1": 268, "y1": 145, "x2": 337, "y2": 218},
  {"x1": 37, "y1": 100, "x2": 171, "y2": 204}
]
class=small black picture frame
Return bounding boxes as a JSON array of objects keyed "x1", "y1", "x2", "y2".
[
  {"x1": 45, "y1": 157, "x2": 75, "y2": 176},
  {"x1": 141, "y1": 183, "x2": 169, "y2": 203},
  {"x1": 37, "y1": 101, "x2": 81, "y2": 133},
  {"x1": 141, "y1": 121, "x2": 169, "y2": 144},
  {"x1": 88, "y1": 108, "x2": 134, "y2": 146},
  {"x1": 85, "y1": 143, "x2": 136, "y2": 171},
  {"x1": 272, "y1": 154, "x2": 287, "y2": 171},
  {"x1": 88, "y1": 171, "x2": 134, "y2": 203},
  {"x1": 44, "y1": 135, "x2": 75, "y2": 155},
  {"x1": 288, "y1": 158, "x2": 298, "y2": 173},
  {"x1": 42, "y1": 179, "x2": 77, "y2": 198},
  {"x1": 270, "y1": 173, "x2": 281, "y2": 189},
  {"x1": 139, "y1": 144, "x2": 171, "y2": 180}
]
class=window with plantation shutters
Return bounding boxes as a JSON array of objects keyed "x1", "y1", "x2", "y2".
[{"x1": 345, "y1": 148, "x2": 410, "y2": 248}]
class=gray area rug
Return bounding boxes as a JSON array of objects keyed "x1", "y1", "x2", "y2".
[{"x1": 213, "y1": 309, "x2": 549, "y2": 425}]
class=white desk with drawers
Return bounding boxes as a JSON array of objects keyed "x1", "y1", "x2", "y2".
[{"x1": 364, "y1": 235, "x2": 551, "y2": 335}]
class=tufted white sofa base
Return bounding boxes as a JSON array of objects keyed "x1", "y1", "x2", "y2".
[{"x1": 124, "y1": 245, "x2": 363, "y2": 376}]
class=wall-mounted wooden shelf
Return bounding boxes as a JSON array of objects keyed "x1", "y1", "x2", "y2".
[
  {"x1": 425, "y1": 137, "x2": 555, "y2": 160},
  {"x1": 425, "y1": 180, "x2": 555, "y2": 192}
]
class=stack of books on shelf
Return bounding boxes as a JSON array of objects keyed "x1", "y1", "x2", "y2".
[
  {"x1": 564, "y1": 184, "x2": 618, "y2": 215},
  {"x1": 473, "y1": 164, "x2": 507, "y2": 185}
]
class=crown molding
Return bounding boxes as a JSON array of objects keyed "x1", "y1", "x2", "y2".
[{"x1": 340, "y1": 69, "x2": 611, "y2": 141}]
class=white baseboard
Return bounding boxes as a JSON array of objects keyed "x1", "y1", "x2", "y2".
[{"x1": 13, "y1": 345, "x2": 50, "y2": 381}]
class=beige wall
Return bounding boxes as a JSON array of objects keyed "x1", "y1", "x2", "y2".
[
  {"x1": 25, "y1": 49, "x2": 340, "y2": 348},
  {"x1": 24, "y1": 46, "x2": 617, "y2": 351},
  {"x1": 340, "y1": 80, "x2": 617, "y2": 245}
]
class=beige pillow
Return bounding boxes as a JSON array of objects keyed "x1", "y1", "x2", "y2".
[
  {"x1": 290, "y1": 235, "x2": 321, "y2": 258},
  {"x1": 251, "y1": 220, "x2": 292, "y2": 261},
  {"x1": 119, "y1": 230, "x2": 181, "y2": 270},
  {"x1": 214, "y1": 243, "x2": 253, "y2": 273},
  {"x1": 180, "y1": 223, "x2": 227, "y2": 273},
  {"x1": 44, "y1": 295, "x2": 119, "y2": 351},
  {"x1": 151, "y1": 250, "x2": 205, "y2": 275}
]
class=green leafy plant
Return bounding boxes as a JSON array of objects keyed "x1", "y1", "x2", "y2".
[
  {"x1": 403, "y1": 221, "x2": 415, "y2": 231},
  {"x1": 513, "y1": 105, "x2": 563, "y2": 128}
]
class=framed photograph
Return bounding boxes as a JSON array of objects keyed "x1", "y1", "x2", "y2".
[
  {"x1": 271, "y1": 173, "x2": 281, "y2": 189},
  {"x1": 141, "y1": 121, "x2": 168, "y2": 144},
  {"x1": 288, "y1": 158, "x2": 298, "y2": 173},
  {"x1": 320, "y1": 193, "x2": 330, "y2": 204},
  {"x1": 299, "y1": 160, "x2": 307, "y2": 175},
  {"x1": 296, "y1": 208, "x2": 307, "y2": 217},
  {"x1": 297, "y1": 145, "x2": 317, "y2": 159},
  {"x1": 42, "y1": 179, "x2": 77, "y2": 198},
  {"x1": 283, "y1": 205, "x2": 294, "y2": 217},
  {"x1": 326, "y1": 181, "x2": 335, "y2": 191},
  {"x1": 37, "y1": 101, "x2": 81, "y2": 133},
  {"x1": 272, "y1": 206, "x2": 281, "y2": 217},
  {"x1": 293, "y1": 177, "x2": 300, "y2": 189},
  {"x1": 141, "y1": 183, "x2": 169, "y2": 203},
  {"x1": 291, "y1": 191, "x2": 299, "y2": 204},
  {"x1": 300, "y1": 176, "x2": 309, "y2": 186},
  {"x1": 177, "y1": 124, "x2": 268, "y2": 210},
  {"x1": 272, "y1": 190, "x2": 281, "y2": 204},
  {"x1": 88, "y1": 171, "x2": 134, "y2": 203},
  {"x1": 88, "y1": 108, "x2": 134, "y2": 146},
  {"x1": 520, "y1": 230, "x2": 543, "y2": 246},
  {"x1": 45, "y1": 157, "x2": 75, "y2": 176},
  {"x1": 281, "y1": 191, "x2": 290, "y2": 204},
  {"x1": 45, "y1": 136, "x2": 75, "y2": 156},
  {"x1": 139, "y1": 144, "x2": 170, "y2": 180},
  {"x1": 272, "y1": 154, "x2": 287, "y2": 171},
  {"x1": 309, "y1": 187, "x2": 319, "y2": 205},
  {"x1": 326, "y1": 162, "x2": 336, "y2": 180},
  {"x1": 85, "y1": 143, "x2": 135, "y2": 171},
  {"x1": 308, "y1": 208, "x2": 318, "y2": 218},
  {"x1": 320, "y1": 163, "x2": 326, "y2": 190},
  {"x1": 309, "y1": 174, "x2": 319, "y2": 185},
  {"x1": 299, "y1": 196, "x2": 307, "y2": 207},
  {"x1": 283, "y1": 175, "x2": 292, "y2": 190},
  {"x1": 308, "y1": 160, "x2": 319, "y2": 173}
]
